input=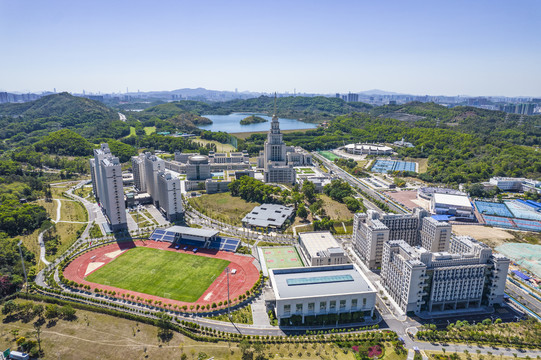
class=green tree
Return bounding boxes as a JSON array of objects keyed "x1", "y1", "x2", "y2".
[{"x1": 297, "y1": 203, "x2": 308, "y2": 220}]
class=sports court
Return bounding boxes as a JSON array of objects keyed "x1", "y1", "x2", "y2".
[
  {"x1": 63, "y1": 240, "x2": 260, "y2": 308},
  {"x1": 318, "y1": 151, "x2": 340, "y2": 161},
  {"x1": 261, "y1": 246, "x2": 304, "y2": 270},
  {"x1": 371, "y1": 160, "x2": 416, "y2": 173}
]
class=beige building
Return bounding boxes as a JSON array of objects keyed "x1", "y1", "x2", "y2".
[{"x1": 298, "y1": 231, "x2": 349, "y2": 266}]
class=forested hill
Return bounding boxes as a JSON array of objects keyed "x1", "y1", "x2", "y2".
[
  {"x1": 138, "y1": 96, "x2": 373, "y2": 123},
  {"x1": 371, "y1": 102, "x2": 541, "y2": 146},
  {"x1": 0, "y1": 93, "x2": 128, "y2": 146}
]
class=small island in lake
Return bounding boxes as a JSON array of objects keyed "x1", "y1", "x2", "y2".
[{"x1": 240, "y1": 115, "x2": 268, "y2": 125}]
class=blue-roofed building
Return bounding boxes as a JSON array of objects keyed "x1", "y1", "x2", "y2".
[{"x1": 268, "y1": 264, "x2": 376, "y2": 325}]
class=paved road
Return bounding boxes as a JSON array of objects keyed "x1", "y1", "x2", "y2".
[
  {"x1": 313, "y1": 152, "x2": 407, "y2": 214},
  {"x1": 506, "y1": 280, "x2": 541, "y2": 316}
]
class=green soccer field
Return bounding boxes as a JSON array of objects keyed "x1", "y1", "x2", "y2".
[
  {"x1": 86, "y1": 247, "x2": 230, "y2": 302},
  {"x1": 318, "y1": 150, "x2": 340, "y2": 161},
  {"x1": 261, "y1": 246, "x2": 304, "y2": 269}
]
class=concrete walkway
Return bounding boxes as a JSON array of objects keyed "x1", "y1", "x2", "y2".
[
  {"x1": 38, "y1": 229, "x2": 51, "y2": 266},
  {"x1": 251, "y1": 297, "x2": 270, "y2": 326}
]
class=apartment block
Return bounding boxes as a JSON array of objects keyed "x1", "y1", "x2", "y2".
[
  {"x1": 157, "y1": 171, "x2": 183, "y2": 221},
  {"x1": 381, "y1": 237, "x2": 509, "y2": 314}
]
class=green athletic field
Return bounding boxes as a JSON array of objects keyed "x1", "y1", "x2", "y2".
[
  {"x1": 261, "y1": 246, "x2": 304, "y2": 270},
  {"x1": 318, "y1": 150, "x2": 340, "y2": 161},
  {"x1": 86, "y1": 247, "x2": 229, "y2": 302}
]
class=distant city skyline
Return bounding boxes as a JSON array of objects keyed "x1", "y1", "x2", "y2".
[{"x1": 1, "y1": 0, "x2": 540, "y2": 97}]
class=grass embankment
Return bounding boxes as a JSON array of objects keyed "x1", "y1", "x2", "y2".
[
  {"x1": 58, "y1": 199, "x2": 88, "y2": 222},
  {"x1": 210, "y1": 305, "x2": 253, "y2": 324},
  {"x1": 189, "y1": 192, "x2": 258, "y2": 225},
  {"x1": 320, "y1": 194, "x2": 354, "y2": 221},
  {"x1": 86, "y1": 247, "x2": 230, "y2": 302},
  {"x1": 0, "y1": 299, "x2": 355, "y2": 360}
]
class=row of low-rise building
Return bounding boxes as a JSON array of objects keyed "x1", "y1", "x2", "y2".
[
  {"x1": 343, "y1": 143, "x2": 393, "y2": 156},
  {"x1": 488, "y1": 177, "x2": 541, "y2": 194}
]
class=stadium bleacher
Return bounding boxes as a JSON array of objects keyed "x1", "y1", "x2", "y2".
[{"x1": 149, "y1": 228, "x2": 241, "y2": 252}]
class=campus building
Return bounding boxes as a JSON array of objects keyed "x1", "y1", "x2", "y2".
[
  {"x1": 353, "y1": 209, "x2": 452, "y2": 269},
  {"x1": 144, "y1": 152, "x2": 165, "y2": 206},
  {"x1": 430, "y1": 193, "x2": 474, "y2": 220},
  {"x1": 257, "y1": 99, "x2": 296, "y2": 185},
  {"x1": 89, "y1": 143, "x2": 127, "y2": 231},
  {"x1": 298, "y1": 231, "x2": 349, "y2": 266},
  {"x1": 129, "y1": 152, "x2": 183, "y2": 221},
  {"x1": 268, "y1": 264, "x2": 376, "y2": 325},
  {"x1": 380, "y1": 236, "x2": 509, "y2": 314},
  {"x1": 344, "y1": 143, "x2": 393, "y2": 156},
  {"x1": 157, "y1": 171, "x2": 183, "y2": 221},
  {"x1": 242, "y1": 204, "x2": 295, "y2": 231},
  {"x1": 353, "y1": 208, "x2": 438, "y2": 269},
  {"x1": 131, "y1": 154, "x2": 146, "y2": 192}
]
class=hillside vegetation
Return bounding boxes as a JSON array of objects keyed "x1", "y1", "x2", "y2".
[
  {"x1": 135, "y1": 96, "x2": 373, "y2": 123},
  {"x1": 0, "y1": 93, "x2": 129, "y2": 147}
]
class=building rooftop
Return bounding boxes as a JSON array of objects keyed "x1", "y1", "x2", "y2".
[
  {"x1": 433, "y1": 193, "x2": 471, "y2": 208},
  {"x1": 164, "y1": 225, "x2": 219, "y2": 238},
  {"x1": 242, "y1": 204, "x2": 295, "y2": 228},
  {"x1": 299, "y1": 231, "x2": 342, "y2": 258},
  {"x1": 270, "y1": 264, "x2": 375, "y2": 299}
]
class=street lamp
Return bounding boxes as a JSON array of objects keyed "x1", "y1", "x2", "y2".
[
  {"x1": 225, "y1": 267, "x2": 231, "y2": 319},
  {"x1": 17, "y1": 240, "x2": 28, "y2": 293}
]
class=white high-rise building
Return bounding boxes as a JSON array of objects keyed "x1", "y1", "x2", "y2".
[
  {"x1": 89, "y1": 143, "x2": 127, "y2": 231},
  {"x1": 381, "y1": 236, "x2": 509, "y2": 314},
  {"x1": 131, "y1": 154, "x2": 146, "y2": 192},
  {"x1": 157, "y1": 171, "x2": 183, "y2": 221},
  {"x1": 419, "y1": 217, "x2": 452, "y2": 252},
  {"x1": 352, "y1": 208, "x2": 430, "y2": 269},
  {"x1": 144, "y1": 152, "x2": 165, "y2": 206}
]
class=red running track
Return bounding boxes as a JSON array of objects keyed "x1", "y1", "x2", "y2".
[{"x1": 63, "y1": 241, "x2": 260, "y2": 309}]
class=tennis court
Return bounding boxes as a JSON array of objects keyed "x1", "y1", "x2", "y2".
[
  {"x1": 261, "y1": 246, "x2": 304, "y2": 270},
  {"x1": 371, "y1": 160, "x2": 416, "y2": 174},
  {"x1": 475, "y1": 201, "x2": 513, "y2": 217},
  {"x1": 505, "y1": 200, "x2": 541, "y2": 221}
]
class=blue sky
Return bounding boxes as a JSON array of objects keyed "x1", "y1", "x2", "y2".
[{"x1": 1, "y1": 0, "x2": 540, "y2": 96}]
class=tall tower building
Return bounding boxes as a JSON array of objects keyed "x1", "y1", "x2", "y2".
[
  {"x1": 89, "y1": 143, "x2": 127, "y2": 231},
  {"x1": 258, "y1": 94, "x2": 296, "y2": 184},
  {"x1": 157, "y1": 171, "x2": 183, "y2": 221},
  {"x1": 131, "y1": 154, "x2": 146, "y2": 192},
  {"x1": 144, "y1": 153, "x2": 165, "y2": 207}
]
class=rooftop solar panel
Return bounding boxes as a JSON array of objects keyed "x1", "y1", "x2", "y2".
[{"x1": 287, "y1": 274, "x2": 354, "y2": 286}]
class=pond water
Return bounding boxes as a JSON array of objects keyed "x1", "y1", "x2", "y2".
[{"x1": 198, "y1": 113, "x2": 317, "y2": 133}]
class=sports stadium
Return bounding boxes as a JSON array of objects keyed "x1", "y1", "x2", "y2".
[{"x1": 63, "y1": 226, "x2": 260, "y2": 308}]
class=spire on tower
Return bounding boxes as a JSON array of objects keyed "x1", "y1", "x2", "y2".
[{"x1": 273, "y1": 92, "x2": 277, "y2": 116}]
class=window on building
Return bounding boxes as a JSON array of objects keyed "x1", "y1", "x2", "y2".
[
  {"x1": 330, "y1": 301, "x2": 336, "y2": 310},
  {"x1": 320, "y1": 301, "x2": 326, "y2": 311},
  {"x1": 308, "y1": 303, "x2": 314, "y2": 312},
  {"x1": 351, "y1": 299, "x2": 358, "y2": 309},
  {"x1": 284, "y1": 305, "x2": 290, "y2": 314},
  {"x1": 340, "y1": 300, "x2": 346, "y2": 310},
  {"x1": 296, "y1": 304, "x2": 303, "y2": 313},
  {"x1": 363, "y1": 298, "x2": 367, "y2": 306}
]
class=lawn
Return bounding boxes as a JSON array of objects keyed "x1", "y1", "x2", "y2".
[
  {"x1": 59, "y1": 199, "x2": 88, "y2": 222},
  {"x1": 193, "y1": 137, "x2": 236, "y2": 152},
  {"x1": 190, "y1": 192, "x2": 258, "y2": 225},
  {"x1": 320, "y1": 194, "x2": 354, "y2": 221},
  {"x1": 47, "y1": 222, "x2": 86, "y2": 262},
  {"x1": 144, "y1": 126, "x2": 156, "y2": 135},
  {"x1": 261, "y1": 246, "x2": 304, "y2": 269},
  {"x1": 86, "y1": 247, "x2": 230, "y2": 302},
  {"x1": 0, "y1": 299, "x2": 354, "y2": 360}
]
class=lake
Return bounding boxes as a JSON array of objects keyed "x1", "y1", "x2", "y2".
[{"x1": 198, "y1": 113, "x2": 317, "y2": 133}]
